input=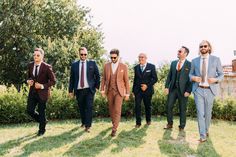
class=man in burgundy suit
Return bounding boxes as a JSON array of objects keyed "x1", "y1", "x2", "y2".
[{"x1": 26, "y1": 48, "x2": 56, "y2": 136}]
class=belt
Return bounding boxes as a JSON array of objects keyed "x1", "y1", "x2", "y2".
[{"x1": 199, "y1": 85, "x2": 210, "y2": 89}]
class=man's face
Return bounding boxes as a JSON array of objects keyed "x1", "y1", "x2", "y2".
[
  {"x1": 199, "y1": 42, "x2": 210, "y2": 55},
  {"x1": 110, "y1": 54, "x2": 119, "y2": 63},
  {"x1": 79, "y1": 49, "x2": 87, "y2": 61},
  {"x1": 33, "y1": 50, "x2": 43, "y2": 63},
  {"x1": 138, "y1": 53, "x2": 147, "y2": 65},
  {"x1": 177, "y1": 48, "x2": 187, "y2": 59}
]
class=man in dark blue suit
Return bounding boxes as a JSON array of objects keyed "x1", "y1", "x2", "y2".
[
  {"x1": 132, "y1": 53, "x2": 158, "y2": 128},
  {"x1": 69, "y1": 47, "x2": 100, "y2": 132}
]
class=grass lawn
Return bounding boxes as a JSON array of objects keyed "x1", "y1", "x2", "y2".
[{"x1": 0, "y1": 116, "x2": 235, "y2": 157}]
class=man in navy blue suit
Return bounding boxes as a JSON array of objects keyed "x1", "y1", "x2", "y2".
[
  {"x1": 69, "y1": 47, "x2": 100, "y2": 132},
  {"x1": 132, "y1": 53, "x2": 158, "y2": 128}
]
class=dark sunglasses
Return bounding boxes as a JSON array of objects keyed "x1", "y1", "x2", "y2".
[
  {"x1": 80, "y1": 53, "x2": 87, "y2": 56},
  {"x1": 200, "y1": 45, "x2": 208, "y2": 48},
  {"x1": 111, "y1": 57, "x2": 117, "y2": 59},
  {"x1": 139, "y1": 56, "x2": 145, "y2": 58}
]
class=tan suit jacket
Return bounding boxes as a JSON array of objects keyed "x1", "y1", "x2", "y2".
[{"x1": 101, "y1": 62, "x2": 130, "y2": 97}]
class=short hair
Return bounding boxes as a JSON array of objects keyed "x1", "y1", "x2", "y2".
[
  {"x1": 110, "y1": 48, "x2": 119, "y2": 56},
  {"x1": 182, "y1": 46, "x2": 189, "y2": 56},
  {"x1": 79, "y1": 47, "x2": 87, "y2": 53},
  {"x1": 34, "y1": 48, "x2": 44, "y2": 56},
  {"x1": 199, "y1": 40, "x2": 213, "y2": 54}
]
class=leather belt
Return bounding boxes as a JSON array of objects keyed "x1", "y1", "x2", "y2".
[{"x1": 199, "y1": 85, "x2": 210, "y2": 89}]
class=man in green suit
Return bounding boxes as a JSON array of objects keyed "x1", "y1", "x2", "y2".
[{"x1": 164, "y1": 46, "x2": 192, "y2": 131}]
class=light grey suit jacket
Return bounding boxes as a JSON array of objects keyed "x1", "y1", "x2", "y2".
[{"x1": 189, "y1": 55, "x2": 224, "y2": 95}]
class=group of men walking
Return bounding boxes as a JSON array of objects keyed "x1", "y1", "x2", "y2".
[{"x1": 26, "y1": 40, "x2": 224, "y2": 143}]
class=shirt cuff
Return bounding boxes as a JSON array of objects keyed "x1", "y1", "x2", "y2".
[{"x1": 41, "y1": 85, "x2": 44, "y2": 89}]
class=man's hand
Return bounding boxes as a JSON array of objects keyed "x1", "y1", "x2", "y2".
[
  {"x1": 208, "y1": 78, "x2": 218, "y2": 84},
  {"x1": 68, "y1": 92, "x2": 74, "y2": 98},
  {"x1": 101, "y1": 91, "x2": 106, "y2": 98},
  {"x1": 124, "y1": 95, "x2": 129, "y2": 101},
  {"x1": 184, "y1": 92, "x2": 190, "y2": 97},
  {"x1": 192, "y1": 76, "x2": 202, "y2": 83},
  {"x1": 27, "y1": 80, "x2": 34, "y2": 86},
  {"x1": 141, "y1": 84, "x2": 147, "y2": 91},
  {"x1": 35, "y1": 82, "x2": 42, "y2": 89},
  {"x1": 164, "y1": 88, "x2": 169, "y2": 95}
]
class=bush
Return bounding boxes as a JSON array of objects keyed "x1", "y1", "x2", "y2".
[{"x1": 0, "y1": 86, "x2": 235, "y2": 124}]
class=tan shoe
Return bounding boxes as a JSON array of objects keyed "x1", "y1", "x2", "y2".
[{"x1": 164, "y1": 124, "x2": 173, "y2": 129}]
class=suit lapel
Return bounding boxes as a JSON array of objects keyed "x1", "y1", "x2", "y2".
[
  {"x1": 76, "y1": 60, "x2": 80, "y2": 79},
  {"x1": 172, "y1": 61, "x2": 177, "y2": 76},
  {"x1": 137, "y1": 64, "x2": 142, "y2": 78},
  {"x1": 116, "y1": 63, "x2": 121, "y2": 80},
  {"x1": 86, "y1": 60, "x2": 89, "y2": 78},
  {"x1": 37, "y1": 62, "x2": 44, "y2": 78},
  {"x1": 107, "y1": 63, "x2": 111, "y2": 82},
  {"x1": 197, "y1": 57, "x2": 201, "y2": 75}
]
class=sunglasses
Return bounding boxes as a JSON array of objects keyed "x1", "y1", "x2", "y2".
[
  {"x1": 33, "y1": 54, "x2": 40, "y2": 57},
  {"x1": 80, "y1": 54, "x2": 87, "y2": 56},
  {"x1": 111, "y1": 57, "x2": 117, "y2": 60},
  {"x1": 139, "y1": 56, "x2": 145, "y2": 58},
  {"x1": 200, "y1": 45, "x2": 208, "y2": 48}
]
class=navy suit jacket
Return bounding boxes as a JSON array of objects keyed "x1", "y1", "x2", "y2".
[
  {"x1": 132, "y1": 63, "x2": 158, "y2": 95},
  {"x1": 69, "y1": 60, "x2": 100, "y2": 94}
]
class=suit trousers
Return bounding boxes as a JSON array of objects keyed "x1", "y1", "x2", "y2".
[
  {"x1": 194, "y1": 87, "x2": 214, "y2": 139},
  {"x1": 76, "y1": 88, "x2": 94, "y2": 128},
  {"x1": 27, "y1": 92, "x2": 47, "y2": 133},
  {"x1": 107, "y1": 89, "x2": 123, "y2": 132},
  {"x1": 166, "y1": 88, "x2": 188, "y2": 128},
  {"x1": 134, "y1": 92, "x2": 152, "y2": 125}
]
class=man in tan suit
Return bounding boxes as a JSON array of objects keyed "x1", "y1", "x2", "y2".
[{"x1": 101, "y1": 49, "x2": 130, "y2": 137}]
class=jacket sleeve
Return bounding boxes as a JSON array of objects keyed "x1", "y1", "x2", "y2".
[
  {"x1": 94, "y1": 61, "x2": 100, "y2": 90},
  {"x1": 132, "y1": 66, "x2": 137, "y2": 93},
  {"x1": 165, "y1": 63, "x2": 172, "y2": 88},
  {"x1": 100, "y1": 64, "x2": 106, "y2": 92},
  {"x1": 147, "y1": 64, "x2": 158, "y2": 87},
  {"x1": 69, "y1": 63, "x2": 74, "y2": 93},
  {"x1": 215, "y1": 57, "x2": 224, "y2": 82},
  {"x1": 43, "y1": 65, "x2": 56, "y2": 90}
]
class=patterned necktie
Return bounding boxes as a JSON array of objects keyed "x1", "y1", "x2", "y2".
[
  {"x1": 35, "y1": 65, "x2": 39, "y2": 78},
  {"x1": 177, "y1": 61, "x2": 182, "y2": 71},
  {"x1": 201, "y1": 58, "x2": 206, "y2": 82},
  {"x1": 80, "y1": 62, "x2": 84, "y2": 88}
]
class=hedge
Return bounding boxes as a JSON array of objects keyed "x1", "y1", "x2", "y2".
[{"x1": 0, "y1": 85, "x2": 235, "y2": 124}]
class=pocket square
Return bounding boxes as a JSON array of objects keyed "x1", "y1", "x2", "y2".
[
  {"x1": 185, "y1": 68, "x2": 189, "y2": 71},
  {"x1": 146, "y1": 70, "x2": 151, "y2": 72}
]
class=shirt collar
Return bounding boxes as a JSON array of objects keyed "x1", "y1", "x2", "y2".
[{"x1": 201, "y1": 54, "x2": 209, "y2": 59}]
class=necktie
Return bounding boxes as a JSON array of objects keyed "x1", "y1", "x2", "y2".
[
  {"x1": 141, "y1": 65, "x2": 144, "y2": 72},
  {"x1": 80, "y1": 62, "x2": 84, "y2": 88},
  {"x1": 35, "y1": 65, "x2": 39, "y2": 78},
  {"x1": 177, "y1": 61, "x2": 182, "y2": 71},
  {"x1": 201, "y1": 58, "x2": 206, "y2": 82}
]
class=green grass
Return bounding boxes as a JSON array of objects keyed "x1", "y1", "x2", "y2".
[{"x1": 0, "y1": 117, "x2": 235, "y2": 157}]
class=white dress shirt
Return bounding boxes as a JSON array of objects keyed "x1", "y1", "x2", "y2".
[{"x1": 111, "y1": 60, "x2": 119, "y2": 74}]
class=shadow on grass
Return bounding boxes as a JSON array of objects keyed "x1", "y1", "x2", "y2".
[
  {"x1": 16, "y1": 127, "x2": 83, "y2": 157},
  {"x1": 158, "y1": 130, "x2": 220, "y2": 157},
  {"x1": 0, "y1": 134, "x2": 36, "y2": 156},
  {"x1": 65, "y1": 125, "x2": 148, "y2": 156},
  {"x1": 64, "y1": 127, "x2": 111, "y2": 157},
  {"x1": 111, "y1": 125, "x2": 148, "y2": 153}
]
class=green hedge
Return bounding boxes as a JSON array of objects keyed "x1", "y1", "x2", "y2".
[{"x1": 0, "y1": 85, "x2": 235, "y2": 124}]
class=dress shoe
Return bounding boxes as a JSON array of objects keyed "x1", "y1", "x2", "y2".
[
  {"x1": 85, "y1": 127, "x2": 90, "y2": 133},
  {"x1": 206, "y1": 132, "x2": 209, "y2": 137},
  {"x1": 146, "y1": 122, "x2": 151, "y2": 126},
  {"x1": 199, "y1": 138, "x2": 207, "y2": 143},
  {"x1": 164, "y1": 124, "x2": 173, "y2": 129},
  {"x1": 135, "y1": 124, "x2": 141, "y2": 128},
  {"x1": 111, "y1": 130, "x2": 116, "y2": 137},
  {"x1": 37, "y1": 131, "x2": 45, "y2": 136},
  {"x1": 179, "y1": 127, "x2": 184, "y2": 131}
]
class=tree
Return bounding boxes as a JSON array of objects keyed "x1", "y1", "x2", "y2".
[{"x1": 0, "y1": 0, "x2": 104, "y2": 89}]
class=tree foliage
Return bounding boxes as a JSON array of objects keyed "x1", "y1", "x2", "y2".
[{"x1": 0, "y1": 0, "x2": 104, "y2": 88}]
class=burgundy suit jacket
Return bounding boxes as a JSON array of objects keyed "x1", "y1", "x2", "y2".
[{"x1": 27, "y1": 62, "x2": 56, "y2": 101}]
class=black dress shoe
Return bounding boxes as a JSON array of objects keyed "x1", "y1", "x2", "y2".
[
  {"x1": 85, "y1": 127, "x2": 90, "y2": 133},
  {"x1": 81, "y1": 124, "x2": 85, "y2": 128},
  {"x1": 37, "y1": 131, "x2": 45, "y2": 136}
]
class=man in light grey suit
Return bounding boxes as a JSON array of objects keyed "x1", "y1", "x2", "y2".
[{"x1": 189, "y1": 40, "x2": 224, "y2": 143}]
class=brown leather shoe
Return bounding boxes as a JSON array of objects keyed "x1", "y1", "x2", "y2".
[
  {"x1": 146, "y1": 122, "x2": 151, "y2": 126},
  {"x1": 179, "y1": 127, "x2": 184, "y2": 131},
  {"x1": 206, "y1": 133, "x2": 209, "y2": 137},
  {"x1": 199, "y1": 138, "x2": 207, "y2": 143},
  {"x1": 135, "y1": 124, "x2": 141, "y2": 128},
  {"x1": 85, "y1": 127, "x2": 90, "y2": 133},
  {"x1": 111, "y1": 130, "x2": 116, "y2": 137},
  {"x1": 164, "y1": 124, "x2": 173, "y2": 129}
]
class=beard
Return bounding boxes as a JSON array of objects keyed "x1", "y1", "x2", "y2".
[{"x1": 200, "y1": 49, "x2": 209, "y2": 54}]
